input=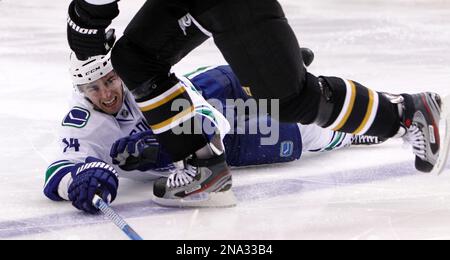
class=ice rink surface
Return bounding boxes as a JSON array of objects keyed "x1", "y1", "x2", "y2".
[{"x1": 0, "y1": 0, "x2": 450, "y2": 240}]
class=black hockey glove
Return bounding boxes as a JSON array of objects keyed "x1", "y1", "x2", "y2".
[{"x1": 67, "y1": 0, "x2": 119, "y2": 60}]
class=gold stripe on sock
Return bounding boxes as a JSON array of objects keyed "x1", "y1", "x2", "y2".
[
  {"x1": 353, "y1": 89, "x2": 375, "y2": 135},
  {"x1": 332, "y1": 80, "x2": 357, "y2": 131},
  {"x1": 150, "y1": 106, "x2": 195, "y2": 132},
  {"x1": 139, "y1": 87, "x2": 186, "y2": 112}
]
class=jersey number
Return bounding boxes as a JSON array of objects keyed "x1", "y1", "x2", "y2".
[{"x1": 63, "y1": 138, "x2": 80, "y2": 153}]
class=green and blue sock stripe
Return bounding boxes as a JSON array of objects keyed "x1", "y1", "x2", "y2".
[
  {"x1": 309, "y1": 132, "x2": 349, "y2": 152},
  {"x1": 324, "y1": 132, "x2": 349, "y2": 151}
]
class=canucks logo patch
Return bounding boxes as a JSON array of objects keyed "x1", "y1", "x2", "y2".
[
  {"x1": 62, "y1": 107, "x2": 90, "y2": 128},
  {"x1": 280, "y1": 141, "x2": 294, "y2": 158}
]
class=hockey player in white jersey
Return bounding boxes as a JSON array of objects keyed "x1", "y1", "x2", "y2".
[{"x1": 44, "y1": 52, "x2": 383, "y2": 214}]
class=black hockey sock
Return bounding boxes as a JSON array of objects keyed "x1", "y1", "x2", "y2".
[{"x1": 314, "y1": 76, "x2": 401, "y2": 138}]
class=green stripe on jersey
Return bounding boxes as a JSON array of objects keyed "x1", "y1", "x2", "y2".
[
  {"x1": 45, "y1": 162, "x2": 74, "y2": 184},
  {"x1": 183, "y1": 66, "x2": 212, "y2": 79}
]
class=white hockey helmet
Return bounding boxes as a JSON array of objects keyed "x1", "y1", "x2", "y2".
[{"x1": 69, "y1": 52, "x2": 114, "y2": 86}]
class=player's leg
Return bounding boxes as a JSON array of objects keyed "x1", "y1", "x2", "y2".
[
  {"x1": 299, "y1": 123, "x2": 385, "y2": 153},
  {"x1": 191, "y1": 0, "x2": 442, "y2": 172},
  {"x1": 183, "y1": 64, "x2": 302, "y2": 166},
  {"x1": 186, "y1": 63, "x2": 382, "y2": 166},
  {"x1": 224, "y1": 118, "x2": 303, "y2": 167},
  {"x1": 111, "y1": 0, "x2": 235, "y2": 207},
  {"x1": 190, "y1": 0, "x2": 398, "y2": 132},
  {"x1": 223, "y1": 119, "x2": 386, "y2": 167},
  {"x1": 300, "y1": 124, "x2": 352, "y2": 153}
]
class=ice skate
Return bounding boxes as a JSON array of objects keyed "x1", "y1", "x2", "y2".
[
  {"x1": 397, "y1": 92, "x2": 443, "y2": 173},
  {"x1": 152, "y1": 153, "x2": 236, "y2": 208}
]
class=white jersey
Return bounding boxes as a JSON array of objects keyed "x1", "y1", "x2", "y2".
[
  {"x1": 60, "y1": 89, "x2": 148, "y2": 165},
  {"x1": 45, "y1": 88, "x2": 161, "y2": 201}
]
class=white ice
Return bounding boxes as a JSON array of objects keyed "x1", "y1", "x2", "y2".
[{"x1": 0, "y1": 0, "x2": 450, "y2": 240}]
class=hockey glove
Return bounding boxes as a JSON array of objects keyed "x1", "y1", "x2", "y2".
[
  {"x1": 110, "y1": 131, "x2": 161, "y2": 171},
  {"x1": 67, "y1": 0, "x2": 119, "y2": 60},
  {"x1": 68, "y1": 157, "x2": 119, "y2": 214}
]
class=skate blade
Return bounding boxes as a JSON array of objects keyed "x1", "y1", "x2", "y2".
[
  {"x1": 152, "y1": 190, "x2": 237, "y2": 208},
  {"x1": 432, "y1": 95, "x2": 450, "y2": 175}
]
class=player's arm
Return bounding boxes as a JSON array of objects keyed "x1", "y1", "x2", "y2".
[
  {"x1": 67, "y1": 0, "x2": 119, "y2": 59},
  {"x1": 44, "y1": 112, "x2": 120, "y2": 214},
  {"x1": 44, "y1": 136, "x2": 120, "y2": 214},
  {"x1": 44, "y1": 156, "x2": 119, "y2": 214}
]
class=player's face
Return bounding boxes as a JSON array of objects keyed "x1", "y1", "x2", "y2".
[{"x1": 80, "y1": 71, "x2": 124, "y2": 115}]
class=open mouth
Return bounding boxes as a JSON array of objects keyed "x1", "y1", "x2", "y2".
[{"x1": 102, "y1": 96, "x2": 118, "y2": 108}]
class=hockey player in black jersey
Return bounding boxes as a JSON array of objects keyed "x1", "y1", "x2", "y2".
[{"x1": 66, "y1": 0, "x2": 444, "y2": 207}]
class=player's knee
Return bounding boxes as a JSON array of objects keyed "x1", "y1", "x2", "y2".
[{"x1": 275, "y1": 73, "x2": 322, "y2": 124}]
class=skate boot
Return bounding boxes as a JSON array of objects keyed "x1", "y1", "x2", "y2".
[
  {"x1": 152, "y1": 152, "x2": 236, "y2": 208},
  {"x1": 351, "y1": 135, "x2": 387, "y2": 146},
  {"x1": 392, "y1": 93, "x2": 442, "y2": 173}
]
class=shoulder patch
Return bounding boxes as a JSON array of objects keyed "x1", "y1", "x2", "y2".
[{"x1": 62, "y1": 107, "x2": 91, "y2": 128}]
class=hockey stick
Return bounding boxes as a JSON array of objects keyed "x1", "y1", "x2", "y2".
[{"x1": 92, "y1": 195, "x2": 143, "y2": 240}]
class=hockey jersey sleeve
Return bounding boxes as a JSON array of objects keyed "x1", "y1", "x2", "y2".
[
  {"x1": 44, "y1": 107, "x2": 119, "y2": 202},
  {"x1": 43, "y1": 140, "x2": 107, "y2": 202}
]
